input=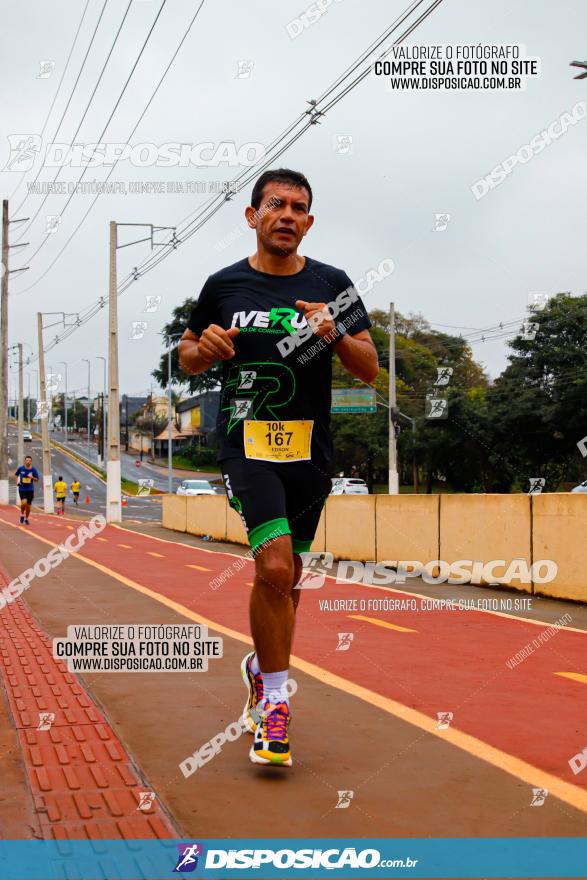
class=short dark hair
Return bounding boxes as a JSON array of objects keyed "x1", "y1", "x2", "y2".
[
  {"x1": 59, "y1": 475, "x2": 63, "y2": 480},
  {"x1": 251, "y1": 168, "x2": 313, "y2": 212},
  {"x1": 25, "y1": 455, "x2": 32, "y2": 460}
]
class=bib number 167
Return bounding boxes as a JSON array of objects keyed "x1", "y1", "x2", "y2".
[{"x1": 264, "y1": 422, "x2": 293, "y2": 447}]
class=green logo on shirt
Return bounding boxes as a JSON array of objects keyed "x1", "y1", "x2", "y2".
[{"x1": 230, "y1": 307, "x2": 304, "y2": 335}]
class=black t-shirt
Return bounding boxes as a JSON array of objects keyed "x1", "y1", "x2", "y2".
[{"x1": 187, "y1": 256, "x2": 371, "y2": 468}]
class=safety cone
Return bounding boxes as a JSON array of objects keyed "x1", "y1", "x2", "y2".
[{"x1": 85, "y1": 495, "x2": 90, "y2": 504}]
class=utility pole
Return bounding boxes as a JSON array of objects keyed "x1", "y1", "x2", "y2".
[
  {"x1": 388, "y1": 302, "x2": 399, "y2": 494},
  {"x1": 58, "y1": 361, "x2": 68, "y2": 442},
  {"x1": 26, "y1": 372, "x2": 31, "y2": 427},
  {"x1": 0, "y1": 201, "x2": 9, "y2": 504},
  {"x1": 37, "y1": 314, "x2": 54, "y2": 513},
  {"x1": 102, "y1": 220, "x2": 174, "y2": 520},
  {"x1": 16, "y1": 343, "x2": 23, "y2": 469},
  {"x1": 167, "y1": 336, "x2": 175, "y2": 493},
  {"x1": 82, "y1": 359, "x2": 91, "y2": 458},
  {"x1": 107, "y1": 221, "x2": 121, "y2": 522},
  {"x1": 96, "y1": 355, "x2": 106, "y2": 467},
  {"x1": 0, "y1": 201, "x2": 28, "y2": 503}
]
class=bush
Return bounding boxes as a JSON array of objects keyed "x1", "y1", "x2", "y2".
[{"x1": 181, "y1": 443, "x2": 218, "y2": 468}]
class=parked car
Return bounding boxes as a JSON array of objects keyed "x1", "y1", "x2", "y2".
[
  {"x1": 23, "y1": 430, "x2": 32, "y2": 442},
  {"x1": 571, "y1": 480, "x2": 587, "y2": 493},
  {"x1": 330, "y1": 477, "x2": 369, "y2": 495},
  {"x1": 176, "y1": 479, "x2": 216, "y2": 496}
]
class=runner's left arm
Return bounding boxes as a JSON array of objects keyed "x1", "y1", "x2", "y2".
[{"x1": 295, "y1": 300, "x2": 378, "y2": 383}]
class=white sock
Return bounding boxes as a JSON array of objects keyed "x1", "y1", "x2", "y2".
[
  {"x1": 250, "y1": 652, "x2": 261, "y2": 675},
  {"x1": 260, "y1": 669, "x2": 289, "y2": 705}
]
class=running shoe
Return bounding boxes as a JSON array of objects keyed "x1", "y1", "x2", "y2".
[
  {"x1": 249, "y1": 700, "x2": 292, "y2": 767},
  {"x1": 240, "y1": 652, "x2": 263, "y2": 733},
  {"x1": 24, "y1": 518, "x2": 29, "y2": 525},
  {"x1": 19, "y1": 516, "x2": 24, "y2": 524}
]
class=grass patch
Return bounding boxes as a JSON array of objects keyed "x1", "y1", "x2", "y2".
[{"x1": 172, "y1": 454, "x2": 221, "y2": 474}]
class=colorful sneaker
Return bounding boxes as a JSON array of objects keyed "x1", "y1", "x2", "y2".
[
  {"x1": 240, "y1": 652, "x2": 263, "y2": 734},
  {"x1": 249, "y1": 700, "x2": 292, "y2": 767}
]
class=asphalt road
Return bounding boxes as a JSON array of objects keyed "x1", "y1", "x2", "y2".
[
  {"x1": 8, "y1": 427, "x2": 163, "y2": 523},
  {"x1": 58, "y1": 432, "x2": 221, "y2": 494}
]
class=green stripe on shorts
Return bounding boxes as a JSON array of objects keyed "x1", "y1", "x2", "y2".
[
  {"x1": 292, "y1": 538, "x2": 313, "y2": 554},
  {"x1": 248, "y1": 517, "x2": 291, "y2": 554}
]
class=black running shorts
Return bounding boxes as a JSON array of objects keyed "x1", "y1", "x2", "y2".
[{"x1": 221, "y1": 458, "x2": 331, "y2": 555}]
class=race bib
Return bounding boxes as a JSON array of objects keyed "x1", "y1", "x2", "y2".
[
  {"x1": 21, "y1": 476, "x2": 32, "y2": 484},
  {"x1": 244, "y1": 420, "x2": 313, "y2": 462}
]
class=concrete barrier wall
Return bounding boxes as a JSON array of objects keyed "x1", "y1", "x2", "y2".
[
  {"x1": 376, "y1": 495, "x2": 439, "y2": 564},
  {"x1": 310, "y1": 508, "x2": 326, "y2": 553},
  {"x1": 161, "y1": 492, "x2": 587, "y2": 601},
  {"x1": 186, "y1": 495, "x2": 227, "y2": 541},
  {"x1": 226, "y1": 505, "x2": 248, "y2": 545},
  {"x1": 325, "y1": 496, "x2": 376, "y2": 561},
  {"x1": 440, "y1": 494, "x2": 532, "y2": 591},
  {"x1": 532, "y1": 494, "x2": 587, "y2": 602},
  {"x1": 162, "y1": 494, "x2": 187, "y2": 533}
]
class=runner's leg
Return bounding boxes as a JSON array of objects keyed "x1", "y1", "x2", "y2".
[{"x1": 251, "y1": 535, "x2": 296, "y2": 672}]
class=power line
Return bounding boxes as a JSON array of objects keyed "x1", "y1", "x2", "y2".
[
  {"x1": 15, "y1": 0, "x2": 134, "y2": 236},
  {"x1": 16, "y1": 0, "x2": 444, "y2": 298},
  {"x1": 8, "y1": 0, "x2": 93, "y2": 202},
  {"x1": 15, "y1": 0, "x2": 168, "y2": 262},
  {"x1": 15, "y1": 0, "x2": 209, "y2": 295},
  {"x1": 12, "y1": 0, "x2": 111, "y2": 217},
  {"x1": 20, "y1": 0, "x2": 446, "y2": 353}
]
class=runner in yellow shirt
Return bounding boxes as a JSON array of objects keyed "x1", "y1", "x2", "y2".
[
  {"x1": 54, "y1": 476, "x2": 67, "y2": 516},
  {"x1": 70, "y1": 479, "x2": 81, "y2": 506}
]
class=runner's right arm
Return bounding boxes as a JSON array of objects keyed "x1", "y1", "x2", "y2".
[{"x1": 179, "y1": 326, "x2": 239, "y2": 375}]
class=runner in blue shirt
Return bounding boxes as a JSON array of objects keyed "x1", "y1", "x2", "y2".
[{"x1": 14, "y1": 455, "x2": 39, "y2": 525}]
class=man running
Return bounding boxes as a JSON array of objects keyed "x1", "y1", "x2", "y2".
[
  {"x1": 70, "y1": 479, "x2": 81, "y2": 505},
  {"x1": 14, "y1": 454, "x2": 39, "y2": 525},
  {"x1": 179, "y1": 168, "x2": 378, "y2": 767},
  {"x1": 54, "y1": 475, "x2": 67, "y2": 515}
]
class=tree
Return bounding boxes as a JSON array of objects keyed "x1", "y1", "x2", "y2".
[
  {"x1": 487, "y1": 293, "x2": 587, "y2": 490},
  {"x1": 151, "y1": 298, "x2": 222, "y2": 393}
]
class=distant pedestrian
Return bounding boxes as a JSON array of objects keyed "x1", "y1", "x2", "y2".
[
  {"x1": 15, "y1": 455, "x2": 39, "y2": 525},
  {"x1": 70, "y1": 479, "x2": 81, "y2": 505},
  {"x1": 54, "y1": 475, "x2": 67, "y2": 515}
]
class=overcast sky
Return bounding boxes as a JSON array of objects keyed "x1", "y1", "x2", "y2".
[{"x1": 1, "y1": 0, "x2": 586, "y2": 400}]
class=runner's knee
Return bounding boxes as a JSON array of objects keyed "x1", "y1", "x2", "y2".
[{"x1": 255, "y1": 552, "x2": 294, "y2": 596}]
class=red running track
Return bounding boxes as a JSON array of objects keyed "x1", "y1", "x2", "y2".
[{"x1": 2, "y1": 510, "x2": 586, "y2": 797}]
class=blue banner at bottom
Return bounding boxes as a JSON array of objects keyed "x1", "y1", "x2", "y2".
[{"x1": 0, "y1": 838, "x2": 585, "y2": 879}]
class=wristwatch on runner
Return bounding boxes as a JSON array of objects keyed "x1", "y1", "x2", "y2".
[{"x1": 334, "y1": 321, "x2": 347, "y2": 343}]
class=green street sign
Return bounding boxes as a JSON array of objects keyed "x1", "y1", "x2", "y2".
[{"x1": 331, "y1": 387, "x2": 377, "y2": 413}]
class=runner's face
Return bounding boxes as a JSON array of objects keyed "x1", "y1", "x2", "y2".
[
  {"x1": 25, "y1": 457, "x2": 32, "y2": 466},
  {"x1": 247, "y1": 183, "x2": 313, "y2": 256}
]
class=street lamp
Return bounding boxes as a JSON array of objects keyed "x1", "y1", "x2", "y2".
[
  {"x1": 96, "y1": 355, "x2": 106, "y2": 466},
  {"x1": 58, "y1": 361, "x2": 68, "y2": 441},
  {"x1": 82, "y1": 359, "x2": 91, "y2": 458}
]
